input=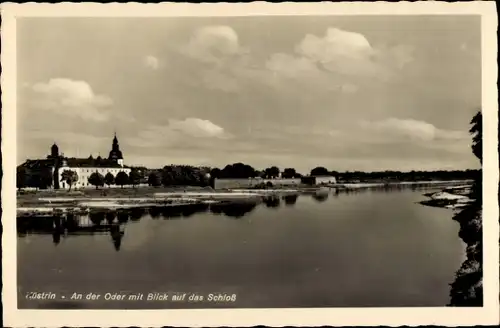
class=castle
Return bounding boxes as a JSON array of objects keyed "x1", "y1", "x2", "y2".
[{"x1": 18, "y1": 134, "x2": 132, "y2": 190}]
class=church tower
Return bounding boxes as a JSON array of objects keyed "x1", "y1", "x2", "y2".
[
  {"x1": 108, "y1": 133, "x2": 124, "y2": 167},
  {"x1": 51, "y1": 143, "x2": 59, "y2": 158}
]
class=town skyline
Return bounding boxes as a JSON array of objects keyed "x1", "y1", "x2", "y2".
[{"x1": 17, "y1": 16, "x2": 481, "y2": 173}]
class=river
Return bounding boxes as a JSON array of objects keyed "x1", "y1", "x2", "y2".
[{"x1": 17, "y1": 186, "x2": 465, "y2": 309}]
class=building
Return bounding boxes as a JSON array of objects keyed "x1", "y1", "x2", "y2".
[
  {"x1": 18, "y1": 134, "x2": 131, "y2": 190},
  {"x1": 312, "y1": 175, "x2": 337, "y2": 185},
  {"x1": 302, "y1": 175, "x2": 337, "y2": 185}
]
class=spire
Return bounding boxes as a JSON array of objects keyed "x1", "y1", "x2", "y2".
[{"x1": 112, "y1": 132, "x2": 119, "y2": 149}]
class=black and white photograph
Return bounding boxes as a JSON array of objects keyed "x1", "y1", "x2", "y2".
[{"x1": 2, "y1": 2, "x2": 498, "y2": 327}]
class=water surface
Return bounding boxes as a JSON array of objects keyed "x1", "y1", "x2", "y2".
[{"x1": 17, "y1": 187, "x2": 465, "y2": 308}]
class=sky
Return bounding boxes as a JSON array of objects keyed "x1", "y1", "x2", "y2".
[{"x1": 17, "y1": 15, "x2": 482, "y2": 173}]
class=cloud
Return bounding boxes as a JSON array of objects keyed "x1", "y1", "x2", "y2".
[
  {"x1": 30, "y1": 78, "x2": 113, "y2": 121},
  {"x1": 143, "y1": 55, "x2": 159, "y2": 70},
  {"x1": 180, "y1": 25, "x2": 403, "y2": 95},
  {"x1": 360, "y1": 118, "x2": 469, "y2": 142},
  {"x1": 182, "y1": 25, "x2": 246, "y2": 64},
  {"x1": 297, "y1": 28, "x2": 374, "y2": 61},
  {"x1": 126, "y1": 118, "x2": 231, "y2": 148},
  {"x1": 184, "y1": 26, "x2": 412, "y2": 95},
  {"x1": 169, "y1": 118, "x2": 228, "y2": 138},
  {"x1": 266, "y1": 53, "x2": 319, "y2": 78},
  {"x1": 295, "y1": 27, "x2": 414, "y2": 78}
]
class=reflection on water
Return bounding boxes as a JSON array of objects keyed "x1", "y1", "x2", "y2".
[
  {"x1": 210, "y1": 202, "x2": 258, "y2": 218},
  {"x1": 18, "y1": 199, "x2": 269, "y2": 250},
  {"x1": 263, "y1": 196, "x2": 281, "y2": 208},
  {"x1": 282, "y1": 194, "x2": 298, "y2": 205},
  {"x1": 18, "y1": 212, "x2": 128, "y2": 251},
  {"x1": 312, "y1": 193, "x2": 329, "y2": 202},
  {"x1": 16, "y1": 184, "x2": 448, "y2": 252}
]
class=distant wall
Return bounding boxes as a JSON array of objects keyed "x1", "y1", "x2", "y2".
[{"x1": 214, "y1": 178, "x2": 301, "y2": 189}]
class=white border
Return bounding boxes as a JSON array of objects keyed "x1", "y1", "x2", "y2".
[{"x1": 1, "y1": 2, "x2": 498, "y2": 327}]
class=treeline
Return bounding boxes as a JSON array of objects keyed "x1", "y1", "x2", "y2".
[
  {"x1": 17, "y1": 163, "x2": 479, "y2": 190},
  {"x1": 207, "y1": 163, "x2": 478, "y2": 182},
  {"x1": 146, "y1": 165, "x2": 210, "y2": 187}
]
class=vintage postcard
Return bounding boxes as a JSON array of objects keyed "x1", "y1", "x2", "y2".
[{"x1": 1, "y1": 1, "x2": 498, "y2": 327}]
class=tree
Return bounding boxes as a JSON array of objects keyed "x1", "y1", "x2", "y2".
[
  {"x1": 115, "y1": 171, "x2": 129, "y2": 188},
  {"x1": 220, "y1": 163, "x2": 257, "y2": 179},
  {"x1": 148, "y1": 171, "x2": 161, "y2": 187},
  {"x1": 161, "y1": 168, "x2": 175, "y2": 186},
  {"x1": 104, "y1": 172, "x2": 115, "y2": 188},
  {"x1": 88, "y1": 171, "x2": 105, "y2": 189},
  {"x1": 470, "y1": 111, "x2": 482, "y2": 163},
  {"x1": 16, "y1": 167, "x2": 28, "y2": 190},
  {"x1": 130, "y1": 167, "x2": 147, "y2": 184},
  {"x1": 265, "y1": 166, "x2": 280, "y2": 179},
  {"x1": 60, "y1": 170, "x2": 79, "y2": 191},
  {"x1": 448, "y1": 109, "x2": 483, "y2": 306},
  {"x1": 282, "y1": 168, "x2": 296, "y2": 179},
  {"x1": 129, "y1": 169, "x2": 141, "y2": 188},
  {"x1": 310, "y1": 166, "x2": 329, "y2": 176},
  {"x1": 210, "y1": 168, "x2": 222, "y2": 179}
]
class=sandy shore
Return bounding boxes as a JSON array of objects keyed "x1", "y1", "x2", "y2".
[{"x1": 419, "y1": 184, "x2": 473, "y2": 209}]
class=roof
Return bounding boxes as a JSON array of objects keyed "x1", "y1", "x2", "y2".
[
  {"x1": 18, "y1": 157, "x2": 124, "y2": 169},
  {"x1": 65, "y1": 157, "x2": 123, "y2": 168},
  {"x1": 19, "y1": 159, "x2": 56, "y2": 170}
]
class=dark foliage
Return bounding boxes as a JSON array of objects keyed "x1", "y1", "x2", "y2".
[
  {"x1": 148, "y1": 171, "x2": 161, "y2": 187},
  {"x1": 129, "y1": 169, "x2": 141, "y2": 188},
  {"x1": 282, "y1": 167, "x2": 297, "y2": 179},
  {"x1": 219, "y1": 163, "x2": 257, "y2": 179},
  {"x1": 104, "y1": 172, "x2": 115, "y2": 187},
  {"x1": 448, "y1": 109, "x2": 483, "y2": 306},
  {"x1": 88, "y1": 172, "x2": 105, "y2": 190},
  {"x1": 264, "y1": 166, "x2": 280, "y2": 178},
  {"x1": 310, "y1": 166, "x2": 330, "y2": 176},
  {"x1": 161, "y1": 165, "x2": 208, "y2": 187},
  {"x1": 115, "y1": 171, "x2": 129, "y2": 188}
]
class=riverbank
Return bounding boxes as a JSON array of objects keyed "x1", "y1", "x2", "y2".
[
  {"x1": 418, "y1": 178, "x2": 483, "y2": 306},
  {"x1": 419, "y1": 184, "x2": 473, "y2": 209},
  {"x1": 17, "y1": 180, "x2": 472, "y2": 217}
]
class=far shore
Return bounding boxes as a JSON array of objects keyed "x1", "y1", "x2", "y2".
[{"x1": 17, "y1": 179, "x2": 472, "y2": 217}]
